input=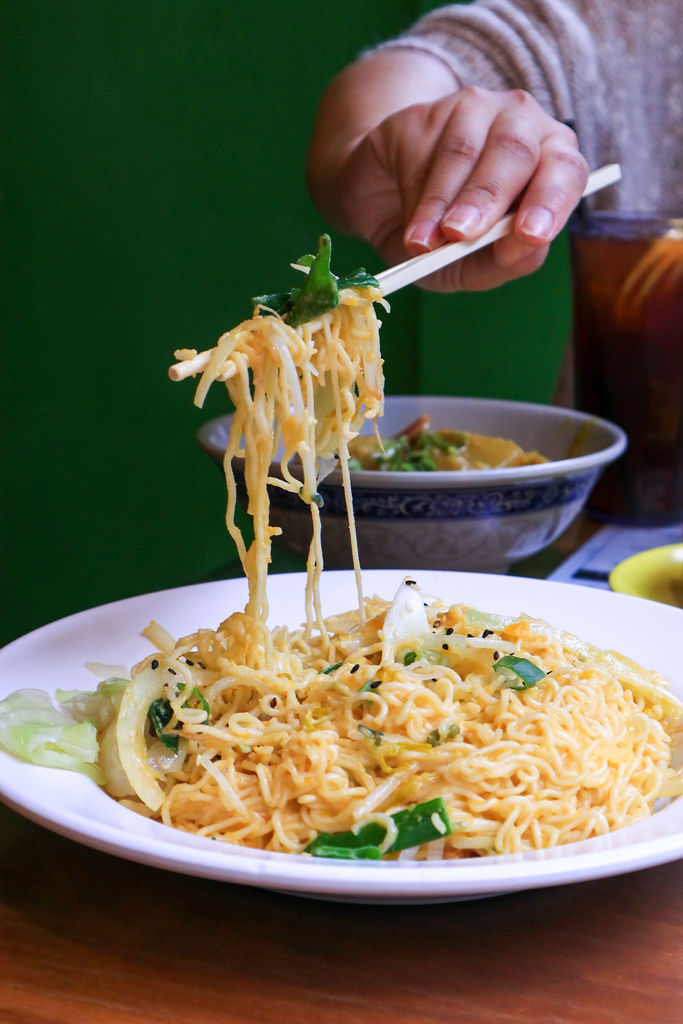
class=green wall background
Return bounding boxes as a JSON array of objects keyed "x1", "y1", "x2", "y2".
[{"x1": 1, "y1": 1, "x2": 571, "y2": 647}]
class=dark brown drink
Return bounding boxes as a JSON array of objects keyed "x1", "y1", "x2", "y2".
[{"x1": 570, "y1": 212, "x2": 683, "y2": 524}]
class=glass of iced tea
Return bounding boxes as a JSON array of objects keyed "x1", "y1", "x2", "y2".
[{"x1": 570, "y1": 210, "x2": 683, "y2": 524}]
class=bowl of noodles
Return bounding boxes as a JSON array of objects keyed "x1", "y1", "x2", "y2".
[{"x1": 198, "y1": 394, "x2": 626, "y2": 573}]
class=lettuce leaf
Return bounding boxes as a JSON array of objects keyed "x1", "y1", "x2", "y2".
[{"x1": 0, "y1": 688, "x2": 102, "y2": 782}]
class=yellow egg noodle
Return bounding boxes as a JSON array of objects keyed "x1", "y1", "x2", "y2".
[
  {"x1": 115, "y1": 581, "x2": 682, "y2": 858},
  {"x1": 3, "y1": 240, "x2": 681, "y2": 861}
]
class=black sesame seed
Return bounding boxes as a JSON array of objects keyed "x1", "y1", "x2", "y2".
[
  {"x1": 370, "y1": 680, "x2": 381, "y2": 690},
  {"x1": 493, "y1": 651, "x2": 500, "y2": 661},
  {"x1": 482, "y1": 629, "x2": 494, "y2": 638},
  {"x1": 350, "y1": 664, "x2": 360, "y2": 674},
  {"x1": 168, "y1": 667, "x2": 177, "y2": 675},
  {"x1": 405, "y1": 579, "x2": 417, "y2": 586},
  {"x1": 466, "y1": 633, "x2": 473, "y2": 638},
  {"x1": 445, "y1": 627, "x2": 454, "y2": 635},
  {"x1": 185, "y1": 659, "x2": 194, "y2": 666},
  {"x1": 151, "y1": 659, "x2": 159, "y2": 670},
  {"x1": 442, "y1": 643, "x2": 449, "y2": 651}
]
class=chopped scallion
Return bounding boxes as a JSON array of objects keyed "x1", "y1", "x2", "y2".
[
  {"x1": 305, "y1": 797, "x2": 453, "y2": 859},
  {"x1": 493, "y1": 654, "x2": 545, "y2": 690},
  {"x1": 358, "y1": 723, "x2": 384, "y2": 745}
]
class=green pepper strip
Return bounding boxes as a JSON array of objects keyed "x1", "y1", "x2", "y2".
[
  {"x1": 321, "y1": 661, "x2": 343, "y2": 675},
  {"x1": 305, "y1": 797, "x2": 453, "y2": 859},
  {"x1": 494, "y1": 654, "x2": 545, "y2": 691},
  {"x1": 306, "y1": 844, "x2": 382, "y2": 861},
  {"x1": 251, "y1": 235, "x2": 378, "y2": 328},
  {"x1": 286, "y1": 234, "x2": 339, "y2": 327}
]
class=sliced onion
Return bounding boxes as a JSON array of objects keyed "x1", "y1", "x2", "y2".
[{"x1": 115, "y1": 664, "x2": 166, "y2": 811}]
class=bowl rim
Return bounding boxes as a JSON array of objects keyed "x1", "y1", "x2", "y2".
[{"x1": 197, "y1": 395, "x2": 627, "y2": 490}]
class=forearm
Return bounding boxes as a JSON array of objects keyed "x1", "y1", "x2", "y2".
[{"x1": 306, "y1": 48, "x2": 457, "y2": 229}]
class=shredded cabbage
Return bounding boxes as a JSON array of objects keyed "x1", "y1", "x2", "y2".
[
  {"x1": 0, "y1": 688, "x2": 102, "y2": 782},
  {"x1": 57, "y1": 677, "x2": 128, "y2": 729}
]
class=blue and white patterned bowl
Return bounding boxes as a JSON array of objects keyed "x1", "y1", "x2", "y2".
[{"x1": 197, "y1": 396, "x2": 626, "y2": 572}]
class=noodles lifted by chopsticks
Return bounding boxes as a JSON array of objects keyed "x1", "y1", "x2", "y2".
[{"x1": 170, "y1": 238, "x2": 385, "y2": 641}]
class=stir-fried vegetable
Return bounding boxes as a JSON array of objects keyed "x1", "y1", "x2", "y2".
[
  {"x1": 381, "y1": 578, "x2": 431, "y2": 662},
  {"x1": 251, "y1": 234, "x2": 378, "y2": 328},
  {"x1": 494, "y1": 654, "x2": 546, "y2": 690},
  {"x1": 0, "y1": 688, "x2": 102, "y2": 782},
  {"x1": 320, "y1": 661, "x2": 343, "y2": 675},
  {"x1": 305, "y1": 797, "x2": 453, "y2": 859},
  {"x1": 351, "y1": 428, "x2": 465, "y2": 472},
  {"x1": 115, "y1": 663, "x2": 167, "y2": 811},
  {"x1": 148, "y1": 684, "x2": 210, "y2": 753}
]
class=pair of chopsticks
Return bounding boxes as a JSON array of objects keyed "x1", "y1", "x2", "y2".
[{"x1": 169, "y1": 163, "x2": 621, "y2": 383}]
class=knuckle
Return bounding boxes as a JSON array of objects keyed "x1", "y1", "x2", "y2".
[
  {"x1": 490, "y1": 126, "x2": 538, "y2": 167},
  {"x1": 464, "y1": 178, "x2": 507, "y2": 207},
  {"x1": 457, "y1": 84, "x2": 488, "y2": 107},
  {"x1": 556, "y1": 121, "x2": 580, "y2": 147},
  {"x1": 552, "y1": 146, "x2": 589, "y2": 182},
  {"x1": 439, "y1": 131, "x2": 481, "y2": 165},
  {"x1": 505, "y1": 88, "x2": 537, "y2": 111}
]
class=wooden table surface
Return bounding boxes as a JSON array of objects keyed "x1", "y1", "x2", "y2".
[{"x1": 2, "y1": 517, "x2": 682, "y2": 1023}]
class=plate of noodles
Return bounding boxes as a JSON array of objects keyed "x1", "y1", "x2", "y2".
[{"x1": 1, "y1": 568, "x2": 683, "y2": 904}]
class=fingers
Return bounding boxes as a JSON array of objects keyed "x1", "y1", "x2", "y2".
[
  {"x1": 335, "y1": 83, "x2": 589, "y2": 292},
  {"x1": 399, "y1": 95, "x2": 494, "y2": 252},
  {"x1": 513, "y1": 142, "x2": 589, "y2": 243},
  {"x1": 403, "y1": 88, "x2": 587, "y2": 258}
]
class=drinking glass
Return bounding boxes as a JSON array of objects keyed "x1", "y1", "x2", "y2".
[{"x1": 570, "y1": 211, "x2": 683, "y2": 524}]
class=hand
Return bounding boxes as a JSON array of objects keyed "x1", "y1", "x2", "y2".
[{"x1": 308, "y1": 54, "x2": 588, "y2": 292}]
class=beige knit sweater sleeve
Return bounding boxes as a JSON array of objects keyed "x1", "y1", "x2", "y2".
[{"x1": 375, "y1": 0, "x2": 683, "y2": 212}]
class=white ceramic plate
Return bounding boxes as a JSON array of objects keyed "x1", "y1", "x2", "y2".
[{"x1": 2, "y1": 570, "x2": 683, "y2": 904}]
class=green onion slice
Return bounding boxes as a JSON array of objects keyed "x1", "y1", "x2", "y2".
[
  {"x1": 493, "y1": 654, "x2": 545, "y2": 690},
  {"x1": 358, "y1": 723, "x2": 384, "y2": 745},
  {"x1": 305, "y1": 797, "x2": 453, "y2": 859}
]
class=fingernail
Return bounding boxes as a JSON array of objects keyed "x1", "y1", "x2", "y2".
[
  {"x1": 443, "y1": 204, "x2": 482, "y2": 237},
  {"x1": 519, "y1": 206, "x2": 554, "y2": 240},
  {"x1": 405, "y1": 220, "x2": 437, "y2": 251}
]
